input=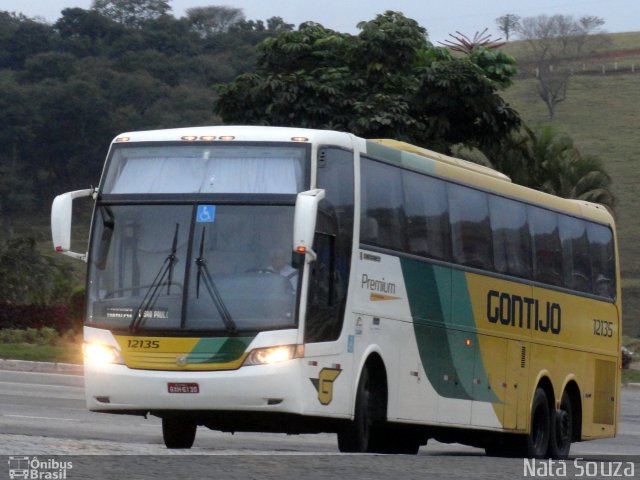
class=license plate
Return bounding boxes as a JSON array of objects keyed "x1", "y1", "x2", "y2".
[{"x1": 167, "y1": 382, "x2": 199, "y2": 394}]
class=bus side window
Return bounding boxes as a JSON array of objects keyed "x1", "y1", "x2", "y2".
[
  {"x1": 489, "y1": 196, "x2": 531, "y2": 278},
  {"x1": 588, "y1": 223, "x2": 615, "y2": 298},
  {"x1": 529, "y1": 206, "x2": 563, "y2": 287},
  {"x1": 360, "y1": 158, "x2": 407, "y2": 251},
  {"x1": 559, "y1": 216, "x2": 592, "y2": 293},
  {"x1": 448, "y1": 183, "x2": 493, "y2": 270},
  {"x1": 402, "y1": 170, "x2": 451, "y2": 261}
]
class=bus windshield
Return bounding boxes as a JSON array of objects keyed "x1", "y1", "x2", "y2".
[{"x1": 87, "y1": 204, "x2": 299, "y2": 333}]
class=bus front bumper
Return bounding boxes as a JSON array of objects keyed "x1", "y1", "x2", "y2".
[{"x1": 84, "y1": 360, "x2": 306, "y2": 414}]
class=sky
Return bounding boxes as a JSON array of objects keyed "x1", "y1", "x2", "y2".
[{"x1": 2, "y1": 0, "x2": 639, "y2": 44}]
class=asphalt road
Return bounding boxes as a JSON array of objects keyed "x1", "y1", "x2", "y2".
[{"x1": 0, "y1": 369, "x2": 638, "y2": 480}]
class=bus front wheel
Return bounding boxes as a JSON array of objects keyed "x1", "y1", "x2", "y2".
[
  {"x1": 549, "y1": 391, "x2": 573, "y2": 459},
  {"x1": 162, "y1": 416, "x2": 196, "y2": 449},
  {"x1": 338, "y1": 368, "x2": 381, "y2": 453}
]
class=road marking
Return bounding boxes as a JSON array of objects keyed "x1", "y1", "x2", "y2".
[{"x1": 4, "y1": 414, "x2": 78, "y2": 422}]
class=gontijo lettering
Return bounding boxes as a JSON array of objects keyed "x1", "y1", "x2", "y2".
[{"x1": 487, "y1": 290, "x2": 561, "y2": 334}]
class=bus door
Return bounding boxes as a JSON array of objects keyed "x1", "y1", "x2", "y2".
[{"x1": 303, "y1": 147, "x2": 355, "y2": 414}]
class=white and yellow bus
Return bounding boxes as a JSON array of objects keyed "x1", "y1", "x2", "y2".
[{"x1": 52, "y1": 126, "x2": 620, "y2": 457}]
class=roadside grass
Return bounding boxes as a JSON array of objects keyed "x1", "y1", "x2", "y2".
[
  {"x1": 0, "y1": 343, "x2": 82, "y2": 364},
  {"x1": 0, "y1": 328, "x2": 82, "y2": 364},
  {"x1": 622, "y1": 369, "x2": 640, "y2": 384}
]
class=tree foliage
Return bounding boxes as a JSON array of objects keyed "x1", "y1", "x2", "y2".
[
  {"x1": 186, "y1": 6, "x2": 245, "y2": 36},
  {"x1": 0, "y1": 237, "x2": 74, "y2": 304},
  {"x1": 480, "y1": 126, "x2": 616, "y2": 212},
  {"x1": 91, "y1": 0, "x2": 171, "y2": 27},
  {"x1": 0, "y1": 6, "x2": 291, "y2": 228},
  {"x1": 216, "y1": 11, "x2": 521, "y2": 153}
]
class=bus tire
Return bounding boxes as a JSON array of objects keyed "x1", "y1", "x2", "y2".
[
  {"x1": 338, "y1": 368, "x2": 379, "y2": 453},
  {"x1": 162, "y1": 416, "x2": 196, "y2": 449},
  {"x1": 549, "y1": 391, "x2": 572, "y2": 459},
  {"x1": 524, "y1": 388, "x2": 551, "y2": 458}
]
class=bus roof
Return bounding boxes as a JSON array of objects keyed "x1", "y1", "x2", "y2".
[
  {"x1": 110, "y1": 125, "x2": 614, "y2": 228},
  {"x1": 369, "y1": 139, "x2": 512, "y2": 183},
  {"x1": 111, "y1": 125, "x2": 356, "y2": 150}
]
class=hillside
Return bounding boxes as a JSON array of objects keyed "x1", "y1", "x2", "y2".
[{"x1": 501, "y1": 32, "x2": 640, "y2": 335}]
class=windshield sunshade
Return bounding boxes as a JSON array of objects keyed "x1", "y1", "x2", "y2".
[{"x1": 102, "y1": 144, "x2": 307, "y2": 194}]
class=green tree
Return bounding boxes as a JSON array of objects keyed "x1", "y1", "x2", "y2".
[
  {"x1": 186, "y1": 6, "x2": 245, "y2": 36},
  {"x1": 0, "y1": 237, "x2": 74, "y2": 304},
  {"x1": 215, "y1": 12, "x2": 521, "y2": 154},
  {"x1": 55, "y1": 8, "x2": 126, "y2": 57},
  {"x1": 0, "y1": 81, "x2": 35, "y2": 236},
  {"x1": 92, "y1": 0, "x2": 171, "y2": 27},
  {"x1": 0, "y1": 14, "x2": 54, "y2": 68}
]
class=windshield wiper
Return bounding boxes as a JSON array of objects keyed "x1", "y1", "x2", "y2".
[
  {"x1": 195, "y1": 228, "x2": 237, "y2": 334},
  {"x1": 129, "y1": 223, "x2": 180, "y2": 332}
]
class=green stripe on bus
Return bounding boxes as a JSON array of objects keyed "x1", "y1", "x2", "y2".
[
  {"x1": 400, "y1": 258, "x2": 499, "y2": 403},
  {"x1": 188, "y1": 336, "x2": 253, "y2": 364}
]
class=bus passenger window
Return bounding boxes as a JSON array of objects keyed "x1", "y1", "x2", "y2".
[
  {"x1": 360, "y1": 158, "x2": 407, "y2": 251},
  {"x1": 489, "y1": 196, "x2": 531, "y2": 278},
  {"x1": 402, "y1": 170, "x2": 451, "y2": 261},
  {"x1": 529, "y1": 207, "x2": 563, "y2": 286},
  {"x1": 588, "y1": 224, "x2": 615, "y2": 298},
  {"x1": 448, "y1": 183, "x2": 493, "y2": 270},
  {"x1": 559, "y1": 216, "x2": 592, "y2": 293}
]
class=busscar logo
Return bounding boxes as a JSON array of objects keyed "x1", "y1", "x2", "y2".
[{"x1": 310, "y1": 368, "x2": 342, "y2": 405}]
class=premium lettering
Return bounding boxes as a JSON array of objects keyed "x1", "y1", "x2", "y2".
[{"x1": 361, "y1": 274, "x2": 396, "y2": 295}]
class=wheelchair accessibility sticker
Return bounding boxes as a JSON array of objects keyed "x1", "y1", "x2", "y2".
[{"x1": 196, "y1": 205, "x2": 216, "y2": 223}]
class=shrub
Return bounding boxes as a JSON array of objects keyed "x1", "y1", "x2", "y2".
[{"x1": 0, "y1": 302, "x2": 78, "y2": 333}]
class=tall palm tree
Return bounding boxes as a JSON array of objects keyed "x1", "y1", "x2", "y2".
[
  {"x1": 533, "y1": 126, "x2": 616, "y2": 212},
  {"x1": 477, "y1": 125, "x2": 616, "y2": 213}
]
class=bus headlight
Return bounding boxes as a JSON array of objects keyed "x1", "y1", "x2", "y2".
[
  {"x1": 244, "y1": 345, "x2": 304, "y2": 366},
  {"x1": 83, "y1": 342, "x2": 124, "y2": 365}
]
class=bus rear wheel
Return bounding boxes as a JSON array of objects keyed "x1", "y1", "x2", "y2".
[
  {"x1": 162, "y1": 416, "x2": 196, "y2": 449},
  {"x1": 549, "y1": 391, "x2": 572, "y2": 459}
]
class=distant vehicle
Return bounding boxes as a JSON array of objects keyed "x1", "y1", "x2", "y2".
[{"x1": 52, "y1": 126, "x2": 621, "y2": 457}]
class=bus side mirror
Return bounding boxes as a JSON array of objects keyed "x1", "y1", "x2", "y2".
[
  {"x1": 293, "y1": 189, "x2": 325, "y2": 265},
  {"x1": 51, "y1": 188, "x2": 95, "y2": 261}
]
